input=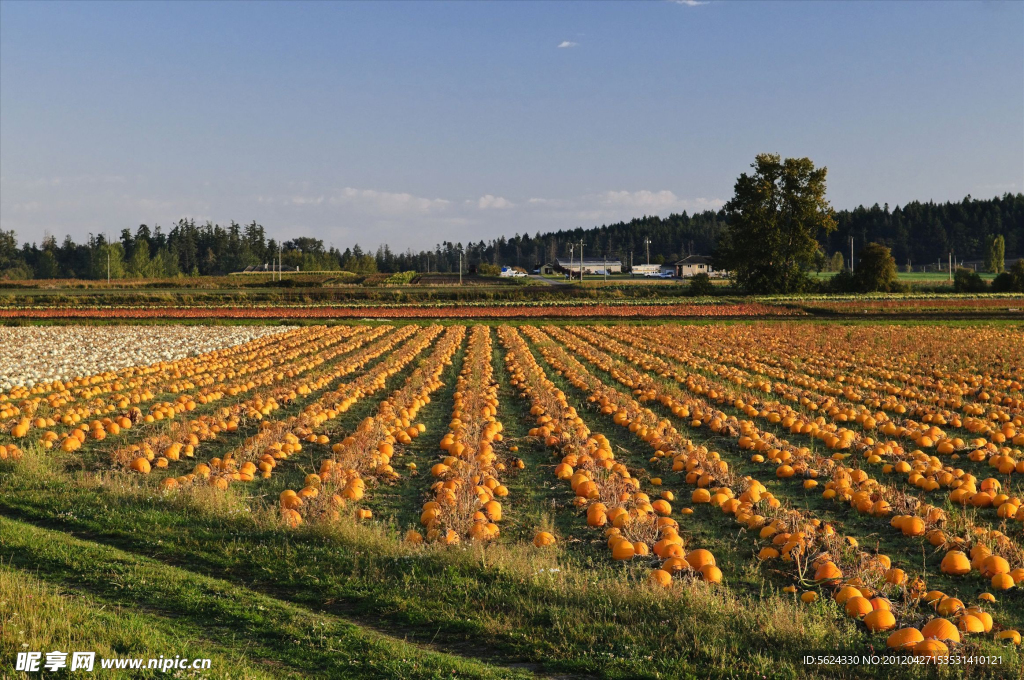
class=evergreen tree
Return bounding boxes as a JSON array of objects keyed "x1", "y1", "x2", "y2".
[
  {"x1": 128, "y1": 238, "x2": 151, "y2": 277},
  {"x1": 36, "y1": 250, "x2": 60, "y2": 278},
  {"x1": 829, "y1": 251, "x2": 845, "y2": 272},
  {"x1": 990, "y1": 234, "x2": 1005, "y2": 273}
]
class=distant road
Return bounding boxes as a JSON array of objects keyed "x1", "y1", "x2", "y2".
[{"x1": 528, "y1": 274, "x2": 570, "y2": 286}]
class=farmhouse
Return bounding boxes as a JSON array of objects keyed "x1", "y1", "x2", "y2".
[
  {"x1": 553, "y1": 258, "x2": 623, "y2": 275},
  {"x1": 674, "y1": 255, "x2": 722, "y2": 278}
]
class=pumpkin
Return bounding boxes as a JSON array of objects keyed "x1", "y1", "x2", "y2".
[
  {"x1": 980, "y1": 554, "x2": 1010, "y2": 577},
  {"x1": 662, "y1": 556, "x2": 688, "y2": 574},
  {"x1": 685, "y1": 549, "x2": 715, "y2": 570},
  {"x1": 611, "y1": 539, "x2": 635, "y2": 560},
  {"x1": 921, "y1": 618, "x2": 960, "y2": 644},
  {"x1": 995, "y1": 630, "x2": 1021, "y2": 645},
  {"x1": 813, "y1": 561, "x2": 843, "y2": 583},
  {"x1": 864, "y1": 609, "x2": 896, "y2": 632},
  {"x1": 870, "y1": 597, "x2": 892, "y2": 612},
  {"x1": 834, "y1": 586, "x2": 862, "y2": 606},
  {"x1": 649, "y1": 569, "x2": 672, "y2": 588},
  {"x1": 281, "y1": 509, "x2": 302, "y2": 528},
  {"x1": 968, "y1": 610, "x2": 993, "y2": 633},
  {"x1": 935, "y1": 597, "x2": 964, "y2": 616},
  {"x1": 992, "y1": 571, "x2": 1015, "y2": 591},
  {"x1": 901, "y1": 517, "x2": 925, "y2": 537},
  {"x1": 129, "y1": 457, "x2": 151, "y2": 474},
  {"x1": 884, "y1": 568, "x2": 907, "y2": 585},
  {"x1": 913, "y1": 639, "x2": 948, "y2": 659},
  {"x1": 699, "y1": 564, "x2": 723, "y2": 583},
  {"x1": 940, "y1": 550, "x2": 971, "y2": 576},
  {"x1": 958, "y1": 615, "x2": 985, "y2": 635},
  {"x1": 886, "y1": 628, "x2": 923, "y2": 649},
  {"x1": 844, "y1": 596, "x2": 873, "y2": 619},
  {"x1": 533, "y1": 531, "x2": 556, "y2": 547}
]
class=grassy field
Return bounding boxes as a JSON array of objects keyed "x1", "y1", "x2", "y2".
[
  {"x1": 2, "y1": 268, "x2": 1011, "y2": 308},
  {"x1": 2, "y1": 320, "x2": 1022, "y2": 679},
  {"x1": 812, "y1": 271, "x2": 999, "y2": 284}
]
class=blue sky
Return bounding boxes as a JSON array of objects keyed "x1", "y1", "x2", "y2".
[{"x1": 1, "y1": 0, "x2": 1021, "y2": 251}]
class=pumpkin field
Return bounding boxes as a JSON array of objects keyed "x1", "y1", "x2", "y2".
[{"x1": 1, "y1": 320, "x2": 1023, "y2": 679}]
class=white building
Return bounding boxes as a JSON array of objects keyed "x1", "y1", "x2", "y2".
[
  {"x1": 553, "y1": 258, "x2": 623, "y2": 275},
  {"x1": 631, "y1": 264, "x2": 662, "y2": 276},
  {"x1": 674, "y1": 255, "x2": 724, "y2": 278}
]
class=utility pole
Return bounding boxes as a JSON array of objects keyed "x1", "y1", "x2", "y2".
[
  {"x1": 459, "y1": 247, "x2": 463, "y2": 286},
  {"x1": 579, "y1": 239, "x2": 586, "y2": 281},
  {"x1": 107, "y1": 247, "x2": 110, "y2": 284},
  {"x1": 568, "y1": 243, "x2": 574, "y2": 281},
  {"x1": 278, "y1": 242, "x2": 282, "y2": 282},
  {"x1": 850, "y1": 236, "x2": 854, "y2": 272},
  {"x1": 948, "y1": 252, "x2": 952, "y2": 283},
  {"x1": 603, "y1": 253, "x2": 607, "y2": 281},
  {"x1": 644, "y1": 238, "x2": 651, "y2": 265}
]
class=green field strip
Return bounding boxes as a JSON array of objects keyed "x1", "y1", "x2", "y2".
[{"x1": 0, "y1": 517, "x2": 529, "y2": 680}]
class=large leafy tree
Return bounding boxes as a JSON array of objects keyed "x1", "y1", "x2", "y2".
[
  {"x1": 855, "y1": 242, "x2": 899, "y2": 292},
  {"x1": 715, "y1": 154, "x2": 836, "y2": 293}
]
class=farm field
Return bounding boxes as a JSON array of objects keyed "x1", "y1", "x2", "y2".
[
  {"x1": 1, "y1": 320, "x2": 1023, "y2": 679},
  {"x1": 0, "y1": 297, "x2": 1022, "y2": 323}
]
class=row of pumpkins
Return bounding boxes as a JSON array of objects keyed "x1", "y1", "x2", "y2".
[
  {"x1": 279, "y1": 326, "x2": 463, "y2": 528},
  {"x1": 415, "y1": 326, "x2": 511, "y2": 544},
  {"x1": 530, "y1": 325, "x2": 1021, "y2": 651}
]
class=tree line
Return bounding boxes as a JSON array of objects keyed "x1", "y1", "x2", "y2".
[
  {"x1": 713, "y1": 154, "x2": 1024, "y2": 294},
  {"x1": 1, "y1": 190, "x2": 1021, "y2": 282}
]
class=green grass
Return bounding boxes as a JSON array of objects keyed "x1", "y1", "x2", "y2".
[
  {"x1": 1, "y1": 456, "x2": 911, "y2": 680},
  {"x1": 812, "y1": 271, "x2": 999, "y2": 282},
  {"x1": 0, "y1": 519, "x2": 519, "y2": 680}
]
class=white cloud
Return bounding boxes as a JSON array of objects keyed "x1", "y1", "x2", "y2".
[
  {"x1": 0, "y1": 175, "x2": 724, "y2": 254},
  {"x1": 478, "y1": 194, "x2": 514, "y2": 210},
  {"x1": 131, "y1": 196, "x2": 179, "y2": 214},
  {"x1": 5, "y1": 175, "x2": 128, "y2": 189},
  {"x1": 528, "y1": 188, "x2": 729, "y2": 215},
  {"x1": 290, "y1": 195, "x2": 324, "y2": 206},
  {"x1": 327, "y1": 187, "x2": 450, "y2": 214},
  {"x1": 522, "y1": 190, "x2": 724, "y2": 224},
  {"x1": 557, "y1": 41, "x2": 578, "y2": 48},
  {"x1": 674, "y1": 0, "x2": 708, "y2": 6},
  {"x1": 597, "y1": 189, "x2": 685, "y2": 210},
  {"x1": 974, "y1": 182, "x2": 1017, "y2": 192}
]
